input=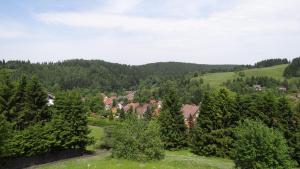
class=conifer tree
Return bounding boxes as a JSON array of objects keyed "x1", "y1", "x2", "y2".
[
  {"x1": 52, "y1": 92, "x2": 93, "y2": 149},
  {"x1": 25, "y1": 76, "x2": 49, "y2": 123},
  {"x1": 191, "y1": 88, "x2": 238, "y2": 158},
  {"x1": 11, "y1": 75, "x2": 28, "y2": 129},
  {"x1": 0, "y1": 71, "x2": 14, "y2": 120},
  {"x1": 159, "y1": 81, "x2": 186, "y2": 149}
]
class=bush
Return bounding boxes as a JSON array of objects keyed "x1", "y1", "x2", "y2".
[
  {"x1": 233, "y1": 120, "x2": 292, "y2": 169},
  {"x1": 110, "y1": 119, "x2": 164, "y2": 161}
]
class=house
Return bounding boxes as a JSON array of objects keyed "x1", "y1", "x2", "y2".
[
  {"x1": 253, "y1": 84, "x2": 262, "y2": 91},
  {"x1": 278, "y1": 86, "x2": 287, "y2": 92},
  {"x1": 136, "y1": 104, "x2": 150, "y2": 118},
  {"x1": 47, "y1": 93, "x2": 55, "y2": 106},
  {"x1": 103, "y1": 96, "x2": 117, "y2": 110},
  {"x1": 125, "y1": 91, "x2": 135, "y2": 102},
  {"x1": 123, "y1": 102, "x2": 140, "y2": 112},
  {"x1": 181, "y1": 104, "x2": 200, "y2": 128}
]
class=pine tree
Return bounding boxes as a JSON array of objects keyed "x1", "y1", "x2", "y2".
[
  {"x1": 159, "y1": 81, "x2": 186, "y2": 149},
  {"x1": 191, "y1": 88, "x2": 238, "y2": 158},
  {"x1": 0, "y1": 71, "x2": 14, "y2": 120},
  {"x1": 277, "y1": 97, "x2": 300, "y2": 165},
  {"x1": 25, "y1": 76, "x2": 49, "y2": 123},
  {"x1": 52, "y1": 92, "x2": 93, "y2": 149},
  {"x1": 11, "y1": 75, "x2": 28, "y2": 129}
]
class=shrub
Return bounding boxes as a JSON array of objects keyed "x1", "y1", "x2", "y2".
[
  {"x1": 233, "y1": 120, "x2": 292, "y2": 169},
  {"x1": 110, "y1": 119, "x2": 164, "y2": 161}
]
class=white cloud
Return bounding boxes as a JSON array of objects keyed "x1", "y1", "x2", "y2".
[{"x1": 2, "y1": 0, "x2": 300, "y2": 64}]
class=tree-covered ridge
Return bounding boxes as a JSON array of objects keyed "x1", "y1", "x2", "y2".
[
  {"x1": 0, "y1": 59, "x2": 239, "y2": 91},
  {"x1": 284, "y1": 57, "x2": 300, "y2": 77},
  {"x1": 254, "y1": 58, "x2": 289, "y2": 68}
]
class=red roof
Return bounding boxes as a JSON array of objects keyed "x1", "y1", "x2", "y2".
[
  {"x1": 181, "y1": 104, "x2": 199, "y2": 119},
  {"x1": 136, "y1": 104, "x2": 150, "y2": 115},
  {"x1": 104, "y1": 97, "x2": 113, "y2": 105},
  {"x1": 123, "y1": 103, "x2": 139, "y2": 112}
]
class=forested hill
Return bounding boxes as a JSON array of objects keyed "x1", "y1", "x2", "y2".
[
  {"x1": 0, "y1": 59, "x2": 239, "y2": 91},
  {"x1": 135, "y1": 62, "x2": 238, "y2": 77}
]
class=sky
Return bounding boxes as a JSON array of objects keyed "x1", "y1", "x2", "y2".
[{"x1": 0, "y1": 0, "x2": 300, "y2": 65}]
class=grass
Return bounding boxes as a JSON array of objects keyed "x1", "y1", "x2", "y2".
[
  {"x1": 37, "y1": 126, "x2": 235, "y2": 169},
  {"x1": 88, "y1": 116, "x2": 120, "y2": 127},
  {"x1": 37, "y1": 150, "x2": 235, "y2": 169},
  {"x1": 200, "y1": 64, "x2": 289, "y2": 87},
  {"x1": 86, "y1": 125, "x2": 105, "y2": 151}
]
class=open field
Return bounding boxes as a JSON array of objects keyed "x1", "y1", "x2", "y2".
[{"x1": 199, "y1": 64, "x2": 289, "y2": 87}]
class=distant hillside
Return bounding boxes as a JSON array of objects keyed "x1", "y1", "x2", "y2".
[
  {"x1": 0, "y1": 59, "x2": 239, "y2": 91},
  {"x1": 197, "y1": 64, "x2": 289, "y2": 87}
]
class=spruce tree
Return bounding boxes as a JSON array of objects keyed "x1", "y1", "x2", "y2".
[
  {"x1": 11, "y1": 75, "x2": 28, "y2": 129},
  {"x1": 0, "y1": 71, "x2": 14, "y2": 120},
  {"x1": 25, "y1": 76, "x2": 49, "y2": 123},
  {"x1": 191, "y1": 88, "x2": 238, "y2": 158},
  {"x1": 158, "y1": 81, "x2": 186, "y2": 149},
  {"x1": 52, "y1": 92, "x2": 93, "y2": 150}
]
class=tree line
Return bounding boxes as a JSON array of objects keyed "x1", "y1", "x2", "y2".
[
  {"x1": 254, "y1": 58, "x2": 289, "y2": 68},
  {"x1": 0, "y1": 59, "x2": 238, "y2": 92},
  {"x1": 284, "y1": 57, "x2": 300, "y2": 77}
]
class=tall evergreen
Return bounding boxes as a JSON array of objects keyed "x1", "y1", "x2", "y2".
[
  {"x1": 25, "y1": 76, "x2": 49, "y2": 123},
  {"x1": 52, "y1": 92, "x2": 93, "y2": 150},
  {"x1": 10, "y1": 75, "x2": 28, "y2": 129},
  {"x1": 191, "y1": 88, "x2": 238, "y2": 158},
  {"x1": 0, "y1": 71, "x2": 14, "y2": 120},
  {"x1": 158, "y1": 81, "x2": 186, "y2": 149}
]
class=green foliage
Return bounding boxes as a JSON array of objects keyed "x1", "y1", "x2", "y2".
[
  {"x1": 159, "y1": 81, "x2": 187, "y2": 149},
  {"x1": 0, "y1": 115, "x2": 10, "y2": 157},
  {"x1": 143, "y1": 106, "x2": 153, "y2": 121},
  {"x1": 118, "y1": 108, "x2": 126, "y2": 121},
  {"x1": 237, "y1": 93, "x2": 300, "y2": 165},
  {"x1": 0, "y1": 73, "x2": 93, "y2": 158},
  {"x1": 110, "y1": 119, "x2": 164, "y2": 161},
  {"x1": 191, "y1": 88, "x2": 238, "y2": 158},
  {"x1": 0, "y1": 60, "x2": 237, "y2": 92},
  {"x1": 224, "y1": 76, "x2": 282, "y2": 94},
  {"x1": 254, "y1": 58, "x2": 289, "y2": 68},
  {"x1": 5, "y1": 123, "x2": 55, "y2": 157},
  {"x1": 51, "y1": 92, "x2": 93, "y2": 150},
  {"x1": 233, "y1": 120, "x2": 292, "y2": 169},
  {"x1": 284, "y1": 57, "x2": 300, "y2": 77},
  {"x1": 85, "y1": 95, "x2": 104, "y2": 114}
]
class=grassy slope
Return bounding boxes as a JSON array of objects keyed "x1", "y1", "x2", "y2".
[
  {"x1": 37, "y1": 126, "x2": 235, "y2": 169},
  {"x1": 38, "y1": 151, "x2": 234, "y2": 169},
  {"x1": 200, "y1": 64, "x2": 288, "y2": 87},
  {"x1": 86, "y1": 126, "x2": 105, "y2": 151}
]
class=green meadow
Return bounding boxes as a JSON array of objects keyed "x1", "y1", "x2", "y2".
[
  {"x1": 37, "y1": 126, "x2": 235, "y2": 169},
  {"x1": 199, "y1": 64, "x2": 288, "y2": 87}
]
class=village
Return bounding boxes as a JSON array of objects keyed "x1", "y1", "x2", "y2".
[{"x1": 100, "y1": 91, "x2": 199, "y2": 128}]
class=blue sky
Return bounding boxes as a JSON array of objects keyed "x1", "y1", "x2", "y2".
[{"x1": 0, "y1": 0, "x2": 300, "y2": 65}]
